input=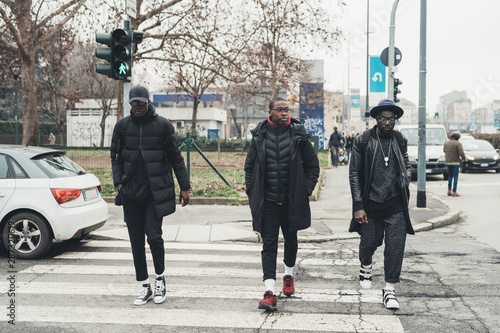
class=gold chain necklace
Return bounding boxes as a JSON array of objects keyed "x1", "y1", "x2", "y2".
[{"x1": 376, "y1": 131, "x2": 392, "y2": 167}]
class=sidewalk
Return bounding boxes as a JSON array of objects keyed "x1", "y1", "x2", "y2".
[{"x1": 93, "y1": 166, "x2": 460, "y2": 243}]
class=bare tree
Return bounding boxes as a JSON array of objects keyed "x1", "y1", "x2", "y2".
[{"x1": 0, "y1": 0, "x2": 90, "y2": 145}]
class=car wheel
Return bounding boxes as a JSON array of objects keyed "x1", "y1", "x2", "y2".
[
  {"x1": 461, "y1": 164, "x2": 466, "y2": 173},
  {"x1": 2, "y1": 213, "x2": 53, "y2": 259},
  {"x1": 496, "y1": 169, "x2": 500, "y2": 173},
  {"x1": 443, "y1": 172, "x2": 449, "y2": 180}
]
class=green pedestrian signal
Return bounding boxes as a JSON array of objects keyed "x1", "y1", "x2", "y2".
[
  {"x1": 111, "y1": 28, "x2": 132, "y2": 81},
  {"x1": 434, "y1": 112, "x2": 439, "y2": 119}
]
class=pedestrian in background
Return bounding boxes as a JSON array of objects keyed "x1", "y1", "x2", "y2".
[
  {"x1": 348, "y1": 99, "x2": 413, "y2": 310},
  {"x1": 328, "y1": 127, "x2": 344, "y2": 167},
  {"x1": 443, "y1": 131, "x2": 466, "y2": 197},
  {"x1": 245, "y1": 97, "x2": 320, "y2": 312},
  {"x1": 345, "y1": 133, "x2": 353, "y2": 163},
  {"x1": 110, "y1": 85, "x2": 190, "y2": 306}
]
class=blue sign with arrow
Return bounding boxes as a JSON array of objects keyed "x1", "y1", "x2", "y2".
[{"x1": 370, "y1": 56, "x2": 386, "y2": 93}]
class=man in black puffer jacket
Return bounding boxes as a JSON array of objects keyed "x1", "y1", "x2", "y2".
[
  {"x1": 110, "y1": 85, "x2": 190, "y2": 306},
  {"x1": 245, "y1": 97, "x2": 319, "y2": 312}
]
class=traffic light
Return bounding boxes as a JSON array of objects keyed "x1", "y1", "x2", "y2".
[
  {"x1": 393, "y1": 78, "x2": 402, "y2": 103},
  {"x1": 95, "y1": 32, "x2": 113, "y2": 78},
  {"x1": 110, "y1": 28, "x2": 132, "y2": 81},
  {"x1": 434, "y1": 112, "x2": 439, "y2": 119},
  {"x1": 335, "y1": 115, "x2": 343, "y2": 123}
]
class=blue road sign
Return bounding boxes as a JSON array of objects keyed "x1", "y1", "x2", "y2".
[{"x1": 370, "y1": 56, "x2": 386, "y2": 93}]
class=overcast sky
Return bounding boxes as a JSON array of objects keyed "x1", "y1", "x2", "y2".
[{"x1": 311, "y1": 0, "x2": 500, "y2": 113}]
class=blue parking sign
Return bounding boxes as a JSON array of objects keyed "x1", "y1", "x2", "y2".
[{"x1": 370, "y1": 56, "x2": 386, "y2": 93}]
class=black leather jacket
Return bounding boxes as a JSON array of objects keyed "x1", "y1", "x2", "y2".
[{"x1": 348, "y1": 126, "x2": 414, "y2": 234}]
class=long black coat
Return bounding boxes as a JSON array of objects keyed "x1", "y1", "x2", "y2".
[
  {"x1": 110, "y1": 105, "x2": 190, "y2": 218},
  {"x1": 348, "y1": 126, "x2": 414, "y2": 234},
  {"x1": 244, "y1": 118, "x2": 320, "y2": 233}
]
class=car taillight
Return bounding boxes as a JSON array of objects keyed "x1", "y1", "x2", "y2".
[
  {"x1": 97, "y1": 185, "x2": 102, "y2": 193},
  {"x1": 51, "y1": 188, "x2": 81, "y2": 204}
]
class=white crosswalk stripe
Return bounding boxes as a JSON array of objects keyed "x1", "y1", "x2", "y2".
[{"x1": 4, "y1": 239, "x2": 404, "y2": 332}]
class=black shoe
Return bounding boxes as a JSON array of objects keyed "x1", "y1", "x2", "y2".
[
  {"x1": 134, "y1": 284, "x2": 153, "y2": 306},
  {"x1": 154, "y1": 276, "x2": 167, "y2": 304}
]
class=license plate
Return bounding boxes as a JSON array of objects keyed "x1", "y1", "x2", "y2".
[
  {"x1": 83, "y1": 188, "x2": 98, "y2": 201},
  {"x1": 480, "y1": 163, "x2": 489, "y2": 167}
]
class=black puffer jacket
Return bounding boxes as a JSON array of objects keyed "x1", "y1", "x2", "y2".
[
  {"x1": 348, "y1": 126, "x2": 414, "y2": 234},
  {"x1": 245, "y1": 118, "x2": 320, "y2": 233},
  {"x1": 110, "y1": 105, "x2": 190, "y2": 218}
]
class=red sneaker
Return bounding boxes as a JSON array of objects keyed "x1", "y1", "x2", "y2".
[
  {"x1": 283, "y1": 275, "x2": 295, "y2": 296},
  {"x1": 258, "y1": 291, "x2": 277, "y2": 311}
]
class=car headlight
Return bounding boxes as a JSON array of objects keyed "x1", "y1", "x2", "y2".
[
  {"x1": 408, "y1": 155, "x2": 417, "y2": 162},
  {"x1": 466, "y1": 155, "x2": 475, "y2": 161},
  {"x1": 438, "y1": 155, "x2": 446, "y2": 162},
  {"x1": 494, "y1": 154, "x2": 500, "y2": 160}
]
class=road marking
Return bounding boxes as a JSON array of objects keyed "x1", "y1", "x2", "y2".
[
  {"x1": 53, "y1": 251, "x2": 359, "y2": 266},
  {"x1": 17, "y1": 306, "x2": 404, "y2": 332},
  {"x1": 0, "y1": 281, "x2": 381, "y2": 303},
  {"x1": 82, "y1": 240, "x2": 356, "y2": 254}
]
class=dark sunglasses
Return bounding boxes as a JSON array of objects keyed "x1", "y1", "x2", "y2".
[
  {"x1": 378, "y1": 116, "x2": 396, "y2": 124},
  {"x1": 130, "y1": 100, "x2": 147, "y2": 107}
]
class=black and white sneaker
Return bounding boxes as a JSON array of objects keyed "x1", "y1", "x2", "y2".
[
  {"x1": 134, "y1": 284, "x2": 153, "y2": 306},
  {"x1": 154, "y1": 276, "x2": 167, "y2": 304},
  {"x1": 382, "y1": 288, "x2": 399, "y2": 310},
  {"x1": 359, "y1": 264, "x2": 372, "y2": 289}
]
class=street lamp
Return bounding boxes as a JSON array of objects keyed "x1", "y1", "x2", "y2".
[
  {"x1": 347, "y1": 32, "x2": 372, "y2": 133},
  {"x1": 10, "y1": 64, "x2": 21, "y2": 145}
]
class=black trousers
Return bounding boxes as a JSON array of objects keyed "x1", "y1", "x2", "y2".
[
  {"x1": 260, "y1": 201, "x2": 298, "y2": 281},
  {"x1": 122, "y1": 194, "x2": 165, "y2": 281},
  {"x1": 358, "y1": 211, "x2": 407, "y2": 283}
]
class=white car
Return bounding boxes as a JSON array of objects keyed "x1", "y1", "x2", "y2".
[{"x1": 0, "y1": 145, "x2": 108, "y2": 259}]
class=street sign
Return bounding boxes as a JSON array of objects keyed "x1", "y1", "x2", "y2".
[
  {"x1": 369, "y1": 56, "x2": 386, "y2": 93},
  {"x1": 126, "y1": 0, "x2": 137, "y2": 19},
  {"x1": 380, "y1": 47, "x2": 402, "y2": 67}
]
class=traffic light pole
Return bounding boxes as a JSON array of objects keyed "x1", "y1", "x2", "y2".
[
  {"x1": 123, "y1": 20, "x2": 131, "y2": 115},
  {"x1": 387, "y1": 0, "x2": 399, "y2": 100},
  {"x1": 417, "y1": 0, "x2": 428, "y2": 208}
]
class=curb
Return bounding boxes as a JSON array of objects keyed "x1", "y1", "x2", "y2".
[{"x1": 411, "y1": 192, "x2": 461, "y2": 232}]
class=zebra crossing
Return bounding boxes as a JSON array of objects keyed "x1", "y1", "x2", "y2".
[{"x1": 1, "y1": 239, "x2": 405, "y2": 332}]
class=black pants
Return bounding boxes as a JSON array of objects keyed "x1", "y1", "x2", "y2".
[
  {"x1": 358, "y1": 211, "x2": 407, "y2": 283},
  {"x1": 122, "y1": 194, "x2": 165, "y2": 281},
  {"x1": 261, "y1": 201, "x2": 298, "y2": 281}
]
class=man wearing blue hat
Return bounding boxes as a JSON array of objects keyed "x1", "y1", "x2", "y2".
[{"x1": 348, "y1": 99, "x2": 413, "y2": 310}]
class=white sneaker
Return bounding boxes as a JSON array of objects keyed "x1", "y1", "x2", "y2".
[
  {"x1": 134, "y1": 284, "x2": 153, "y2": 306},
  {"x1": 382, "y1": 288, "x2": 399, "y2": 310},
  {"x1": 154, "y1": 276, "x2": 167, "y2": 304},
  {"x1": 359, "y1": 264, "x2": 372, "y2": 289}
]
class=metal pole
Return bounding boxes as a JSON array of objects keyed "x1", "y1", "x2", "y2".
[
  {"x1": 14, "y1": 78, "x2": 18, "y2": 145},
  {"x1": 417, "y1": 0, "x2": 427, "y2": 208},
  {"x1": 365, "y1": 0, "x2": 370, "y2": 130},
  {"x1": 124, "y1": 19, "x2": 131, "y2": 114},
  {"x1": 347, "y1": 41, "x2": 351, "y2": 134},
  {"x1": 388, "y1": 0, "x2": 400, "y2": 100}
]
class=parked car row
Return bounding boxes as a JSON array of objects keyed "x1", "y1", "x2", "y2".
[{"x1": 0, "y1": 145, "x2": 108, "y2": 259}]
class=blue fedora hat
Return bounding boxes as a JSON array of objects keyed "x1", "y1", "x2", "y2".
[{"x1": 369, "y1": 99, "x2": 404, "y2": 119}]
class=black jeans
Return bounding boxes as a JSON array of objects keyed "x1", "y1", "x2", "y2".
[
  {"x1": 261, "y1": 201, "x2": 298, "y2": 281},
  {"x1": 358, "y1": 211, "x2": 407, "y2": 283},
  {"x1": 122, "y1": 194, "x2": 165, "y2": 281}
]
